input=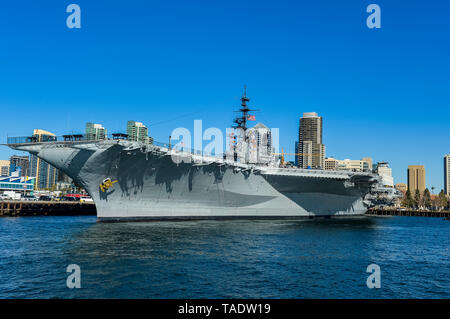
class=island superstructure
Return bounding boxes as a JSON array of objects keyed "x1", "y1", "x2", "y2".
[{"x1": 4, "y1": 92, "x2": 385, "y2": 221}]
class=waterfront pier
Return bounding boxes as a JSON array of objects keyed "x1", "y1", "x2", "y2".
[
  {"x1": 0, "y1": 201, "x2": 96, "y2": 217},
  {"x1": 366, "y1": 208, "x2": 450, "y2": 218}
]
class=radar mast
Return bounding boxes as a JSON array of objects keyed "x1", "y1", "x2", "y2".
[{"x1": 233, "y1": 86, "x2": 257, "y2": 132}]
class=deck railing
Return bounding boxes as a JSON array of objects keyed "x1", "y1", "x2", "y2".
[
  {"x1": 7, "y1": 135, "x2": 89, "y2": 144},
  {"x1": 7, "y1": 134, "x2": 131, "y2": 145},
  {"x1": 6, "y1": 136, "x2": 58, "y2": 144},
  {"x1": 5, "y1": 135, "x2": 374, "y2": 175},
  {"x1": 5, "y1": 135, "x2": 227, "y2": 159}
]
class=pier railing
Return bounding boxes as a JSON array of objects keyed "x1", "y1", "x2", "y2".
[{"x1": 367, "y1": 207, "x2": 450, "y2": 218}]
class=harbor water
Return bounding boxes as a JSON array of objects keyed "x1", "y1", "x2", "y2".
[{"x1": 0, "y1": 215, "x2": 448, "y2": 298}]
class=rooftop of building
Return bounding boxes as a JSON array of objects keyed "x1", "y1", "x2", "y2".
[
  {"x1": 86, "y1": 123, "x2": 106, "y2": 129},
  {"x1": 302, "y1": 112, "x2": 319, "y2": 118},
  {"x1": 33, "y1": 129, "x2": 55, "y2": 136},
  {"x1": 408, "y1": 165, "x2": 425, "y2": 169},
  {"x1": 0, "y1": 175, "x2": 35, "y2": 183},
  {"x1": 127, "y1": 120, "x2": 146, "y2": 127},
  {"x1": 249, "y1": 122, "x2": 269, "y2": 130}
]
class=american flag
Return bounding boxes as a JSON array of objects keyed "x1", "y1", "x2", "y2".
[{"x1": 247, "y1": 115, "x2": 256, "y2": 121}]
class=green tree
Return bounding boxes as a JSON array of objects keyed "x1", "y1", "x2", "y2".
[
  {"x1": 414, "y1": 189, "x2": 421, "y2": 208},
  {"x1": 422, "y1": 188, "x2": 431, "y2": 209},
  {"x1": 438, "y1": 190, "x2": 448, "y2": 210},
  {"x1": 402, "y1": 190, "x2": 413, "y2": 208}
]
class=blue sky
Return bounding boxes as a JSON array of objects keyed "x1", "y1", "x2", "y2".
[{"x1": 0, "y1": 0, "x2": 449, "y2": 190}]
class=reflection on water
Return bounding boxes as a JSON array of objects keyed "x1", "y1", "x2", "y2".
[{"x1": 0, "y1": 216, "x2": 448, "y2": 298}]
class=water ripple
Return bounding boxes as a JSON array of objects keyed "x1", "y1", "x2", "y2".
[{"x1": 0, "y1": 216, "x2": 448, "y2": 298}]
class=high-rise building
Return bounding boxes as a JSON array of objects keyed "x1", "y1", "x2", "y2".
[
  {"x1": 29, "y1": 129, "x2": 59, "y2": 190},
  {"x1": 294, "y1": 141, "x2": 299, "y2": 167},
  {"x1": 445, "y1": 155, "x2": 450, "y2": 196},
  {"x1": 9, "y1": 155, "x2": 29, "y2": 177},
  {"x1": 0, "y1": 160, "x2": 10, "y2": 176},
  {"x1": 297, "y1": 112, "x2": 325, "y2": 169},
  {"x1": 407, "y1": 165, "x2": 426, "y2": 194},
  {"x1": 85, "y1": 122, "x2": 107, "y2": 140},
  {"x1": 127, "y1": 121, "x2": 152, "y2": 143}
]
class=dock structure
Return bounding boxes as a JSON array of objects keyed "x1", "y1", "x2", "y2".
[
  {"x1": 366, "y1": 208, "x2": 450, "y2": 218},
  {"x1": 1, "y1": 201, "x2": 448, "y2": 219},
  {"x1": 0, "y1": 201, "x2": 96, "y2": 217}
]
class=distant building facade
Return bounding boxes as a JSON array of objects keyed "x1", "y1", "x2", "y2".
[
  {"x1": 9, "y1": 155, "x2": 29, "y2": 177},
  {"x1": 445, "y1": 155, "x2": 450, "y2": 196},
  {"x1": 85, "y1": 123, "x2": 107, "y2": 140},
  {"x1": 0, "y1": 171, "x2": 35, "y2": 195},
  {"x1": 0, "y1": 160, "x2": 10, "y2": 176},
  {"x1": 55, "y1": 170, "x2": 75, "y2": 192},
  {"x1": 246, "y1": 123, "x2": 273, "y2": 164},
  {"x1": 297, "y1": 112, "x2": 325, "y2": 169},
  {"x1": 29, "y1": 129, "x2": 59, "y2": 190},
  {"x1": 362, "y1": 157, "x2": 373, "y2": 172},
  {"x1": 324, "y1": 158, "x2": 338, "y2": 170},
  {"x1": 376, "y1": 162, "x2": 394, "y2": 187},
  {"x1": 340, "y1": 158, "x2": 372, "y2": 172},
  {"x1": 395, "y1": 183, "x2": 407, "y2": 194},
  {"x1": 324, "y1": 157, "x2": 372, "y2": 172},
  {"x1": 127, "y1": 121, "x2": 152, "y2": 143},
  {"x1": 407, "y1": 165, "x2": 426, "y2": 194}
]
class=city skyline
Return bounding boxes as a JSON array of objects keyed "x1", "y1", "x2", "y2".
[
  {"x1": 0, "y1": 1, "x2": 449, "y2": 190},
  {"x1": 1, "y1": 118, "x2": 448, "y2": 194}
]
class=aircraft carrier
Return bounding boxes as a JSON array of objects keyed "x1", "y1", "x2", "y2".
[{"x1": 4, "y1": 93, "x2": 384, "y2": 221}]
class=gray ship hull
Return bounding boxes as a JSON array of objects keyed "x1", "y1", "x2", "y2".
[{"x1": 9, "y1": 140, "x2": 377, "y2": 221}]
